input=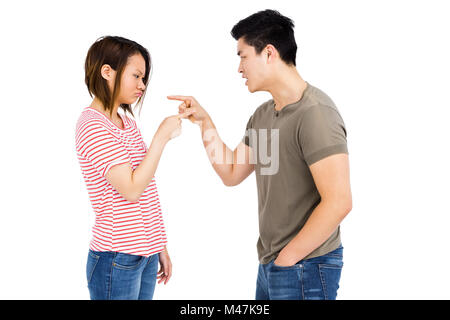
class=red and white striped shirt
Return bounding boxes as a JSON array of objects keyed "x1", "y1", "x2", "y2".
[{"x1": 75, "y1": 106, "x2": 167, "y2": 257}]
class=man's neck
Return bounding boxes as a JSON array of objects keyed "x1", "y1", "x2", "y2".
[{"x1": 269, "y1": 68, "x2": 307, "y2": 111}]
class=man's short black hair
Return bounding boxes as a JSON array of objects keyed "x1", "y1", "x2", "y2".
[{"x1": 231, "y1": 9, "x2": 297, "y2": 66}]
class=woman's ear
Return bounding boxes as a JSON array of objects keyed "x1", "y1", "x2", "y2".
[{"x1": 101, "y1": 64, "x2": 114, "y2": 80}]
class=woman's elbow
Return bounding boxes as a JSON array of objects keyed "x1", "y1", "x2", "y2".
[{"x1": 122, "y1": 190, "x2": 141, "y2": 203}]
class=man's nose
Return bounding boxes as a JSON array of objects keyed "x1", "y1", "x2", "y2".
[{"x1": 238, "y1": 62, "x2": 243, "y2": 74}]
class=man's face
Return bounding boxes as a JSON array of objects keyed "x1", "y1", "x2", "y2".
[{"x1": 237, "y1": 38, "x2": 269, "y2": 93}]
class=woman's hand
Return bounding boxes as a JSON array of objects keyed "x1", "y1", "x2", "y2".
[
  {"x1": 157, "y1": 247, "x2": 172, "y2": 285},
  {"x1": 155, "y1": 111, "x2": 193, "y2": 143}
]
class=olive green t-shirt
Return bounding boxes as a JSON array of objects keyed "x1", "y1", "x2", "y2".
[{"x1": 242, "y1": 82, "x2": 348, "y2": 264}]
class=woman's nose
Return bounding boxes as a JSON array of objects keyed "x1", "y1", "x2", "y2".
[{"x1": 138, "y1": 79, "x2": 146, "y2": 90}]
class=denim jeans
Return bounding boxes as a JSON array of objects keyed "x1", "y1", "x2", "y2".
[
  {"x1": 256, "y1": 245, "x2": 343, "y2": 300},
  {"x1": 86, "y1": 250, "x2": 159, "y2": 300}
]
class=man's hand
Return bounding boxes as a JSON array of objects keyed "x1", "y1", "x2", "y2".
[
  {"x1": 274, "y1": 252, "x2": 298, "y2": 267},
  {"x1": 167, "y1": 95, "x2": 255, "y2": 187},
  {"x1": 274, "y1": 153, "x2": 352, "y2": 267},
  {"x1": 167, "y1": 95, "x2": 210, "y2": 126}
]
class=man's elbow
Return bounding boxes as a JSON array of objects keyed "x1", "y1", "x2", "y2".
[
  {"x1": 340, "y1": 197, "x2": 353, "y2": 217},
  {"x1": 222, "y1": 177, "x2": 237, "y2": 187},
  {"x1": 221, "y1": 172, "x2": 242, "y2": 187},
  {"x1": 325, "y1": 196, "x2": 352, "y2": 219}
]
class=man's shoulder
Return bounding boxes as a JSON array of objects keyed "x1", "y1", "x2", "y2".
[
  {"x1": 249, "y1": 99, "x2": 273, "y2": 120},
  {"x1": 302, "y1": 84, "x2": 337, "y2": 111}
]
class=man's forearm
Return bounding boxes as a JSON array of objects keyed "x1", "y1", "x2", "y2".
[
  {"x1": 199, "y1": 116, "x2": 235, "y2": 184},
  {"x1": 277, "y1": 200, "x2": 351, "y2": 265}
]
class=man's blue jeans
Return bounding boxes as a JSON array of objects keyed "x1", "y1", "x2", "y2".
[
  {"x1": 256, "y1": 246, "x2": 343, "y2": 300},
  {"x1": 86, "y1": 250, "x2": 159, "y2": 300}
]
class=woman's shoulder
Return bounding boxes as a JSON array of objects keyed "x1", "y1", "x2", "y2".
[
  {"x1": 75, "y1": 108, "x2": 119, "y2": 146},
  {"x1": 77, "y1": 108, "x2": 108, "y2": 130}
]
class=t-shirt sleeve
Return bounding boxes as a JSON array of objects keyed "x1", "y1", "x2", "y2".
[
  {"x1": 241, "y1": 115, "x2": 254, "y2": 147},
  {"x1": 299, "y1": 105, "x2": 348, "y2": 166},
  {"x1": 134, "y1": 124, "x2": 148, "y2": 152},
  {"x1": 77, "y1": 122, "x2": 131, "y2": 177}
]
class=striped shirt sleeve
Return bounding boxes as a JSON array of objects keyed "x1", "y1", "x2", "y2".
[{"x1": 77, "y1": 121, "x2": 131, "y2": 177}]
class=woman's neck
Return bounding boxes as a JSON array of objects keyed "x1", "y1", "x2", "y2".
[{"x1": 89, "y1": 98, "x2": 120, "y2": 120}]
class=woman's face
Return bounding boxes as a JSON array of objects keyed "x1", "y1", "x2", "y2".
[{"x1": 116, "y1": 53, "x2": 147, "y2": 105}]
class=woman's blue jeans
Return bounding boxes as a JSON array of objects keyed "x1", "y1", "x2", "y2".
[
  {"x1": 86, "y1": 250, "x2": 159, "y2": 300},
  {"x1": 256, "y1": 246, "x2": 344, "y2": 300}
]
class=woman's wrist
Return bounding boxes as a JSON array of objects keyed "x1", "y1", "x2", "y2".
[{"x1": 152, "y1": 133, "x2": 169, "y2": 148}]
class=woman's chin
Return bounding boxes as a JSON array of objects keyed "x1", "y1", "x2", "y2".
[{"x1": 122, "y1": 98, "x2": 139, "y2": 105}]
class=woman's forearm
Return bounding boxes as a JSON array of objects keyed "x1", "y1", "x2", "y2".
[{"x1": 130, "y1": 135, "x2": 168, "y2": 200}]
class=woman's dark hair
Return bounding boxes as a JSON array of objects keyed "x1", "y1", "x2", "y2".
[
  {"x1": 231, "y1": 9, "x2": 297, "y2": 66},
  {"x1": 84, "y1": 36, "x2": 152, "y2": 118}
]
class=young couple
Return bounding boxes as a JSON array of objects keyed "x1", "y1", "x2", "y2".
[{"x1": 75, "y1": 9, "x2": 352, "y2": 300}]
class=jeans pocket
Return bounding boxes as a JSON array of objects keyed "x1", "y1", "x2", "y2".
[
  {"x1": 271, "y1": 259, "x2": 303, "y2": 270},
  {"x1": 267, "y1": 267, "x2": 302, "y2": 300},
  {"x1": 318, "y1": 264, "x2": 343, "y2": 300},
  {"x1": 86, "y1": 251, "x2": 100, "y2": 285},
  {"x1": 113, "y1": 252, "x2": 145, "y2": 270}
]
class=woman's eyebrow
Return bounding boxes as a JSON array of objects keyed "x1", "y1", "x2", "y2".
[{"x1": 136, "y1": 69, "x2": 144, "y2": 75}]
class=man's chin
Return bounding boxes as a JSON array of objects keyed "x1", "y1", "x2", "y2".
[{"x1": 247, "y1": 86, "x2": 259, "y2": 93}]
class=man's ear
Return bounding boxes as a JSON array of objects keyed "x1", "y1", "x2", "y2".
[
  {"x1": 101, "y1": 64, "x2": 114, "y2": 80},
  {"x1": 265, "y1": 44, "x2": 277, "y2": 63}
]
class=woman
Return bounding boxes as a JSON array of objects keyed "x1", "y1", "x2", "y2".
[{"x1": 75, "y1": 36, "x2": 192, "y2": 300}]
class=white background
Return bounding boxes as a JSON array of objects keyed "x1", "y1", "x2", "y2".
[{"x1": 0, "y1": 0, "x2": 449, "y2": 299}]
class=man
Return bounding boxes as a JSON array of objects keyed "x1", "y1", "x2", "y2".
[{"x1": 168, "y1": 9, "x2": 352, "y2": 300}]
